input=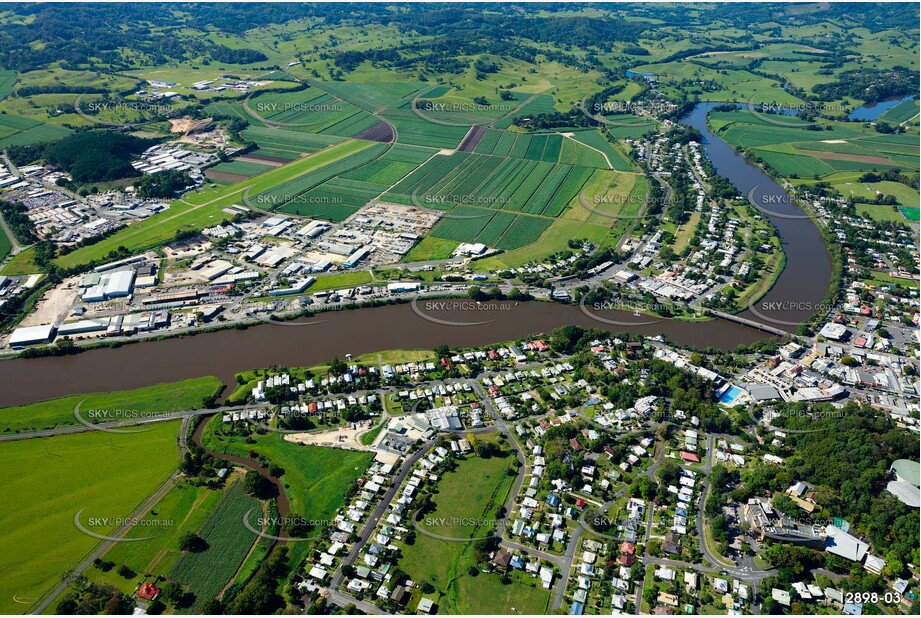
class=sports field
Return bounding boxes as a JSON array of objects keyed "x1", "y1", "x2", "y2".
[{"x1": 0, "y1": 421, "x2": 180, "y2": 614}]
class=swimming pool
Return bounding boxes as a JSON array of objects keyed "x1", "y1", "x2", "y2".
[{"x1": 718, "y1": 385, "x2": 743, "y2": 405}]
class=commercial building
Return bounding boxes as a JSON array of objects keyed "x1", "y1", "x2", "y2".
[{"x1": 8, "y1": 324, "x2": 56, "y2": 347}]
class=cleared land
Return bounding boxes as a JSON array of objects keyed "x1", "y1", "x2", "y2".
[{"x1": 0, "y1": 421, "x2": 180, "y2": 614}]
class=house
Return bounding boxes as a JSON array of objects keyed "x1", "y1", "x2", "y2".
[
  {"x1": 492, "y1": 550, "x2": 513, "y2": 571},
  {"x1": 657, "y1": 592, "x2": 679, "y2": 607},
  {"x1": 663, "y1": 531, "x2": 681, "y2": 555},
  {"x1": 391, "y1": 586, "x2": 410, "y2": 606},
  {"x1": 417, "y1": 597, "x2": 436, "y2": 614},
  {"x1": 136, "y1": 583, "x2": 160, "y2": 601},
  {"x1": 772, "y1": 589, "x2": 791, "y2": 607}
]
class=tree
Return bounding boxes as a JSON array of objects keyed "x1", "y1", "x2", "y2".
[
  {"x1": 178, "y1": 532, "x2": 207, "y2": 552},
  {"x1": 243, "y1": 470, "x2": 274, "y2": 499}
]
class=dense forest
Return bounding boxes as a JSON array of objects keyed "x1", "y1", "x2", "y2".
[{"x1": 42, "y1": 131, "x2": 157, "y2": 183}]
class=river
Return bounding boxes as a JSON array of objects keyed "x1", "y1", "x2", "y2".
[
  {"x1": 681, "y1": 102, "x2": 832, "y2": 328},
  {"x1": 0, "y1": 103, "x2": 833, "y2": 408}
]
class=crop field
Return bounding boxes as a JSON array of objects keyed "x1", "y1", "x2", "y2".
[
  {"x1": 169, "y1": 481, "x2": 260, "y2": 605},
  {"x1": 311, "y1": 80, "x2": 423, "y2": 112},
  {"x1": 89, "y1": 482, "x2": 226, "y2": 595},
  {"x1": 239, "y1": 126, "x2": 347, "y2": 161},
  {"x1": 567, "y1": 129, "x2": 636, "y2": 171},
  {"x1": 880, "y1": 98, "x2": 920, "y2": 123},
  {"x1": 0, "y1": 421, "x2": 180, "y2": 615},
  {"x1": 205, "y1": 159, "x2": 275, "y2": 183},
  {"x1": 493, "y1": 93, "x2": 557, "y2": 129},
  {"x1": 54, "y1": 139, "x2": 376, "y2": 269},
  {"x1": 202, "y1": 416, "x2": 373, "y2": 523},
  {"x1": 0, "y1": 69, "x2": 16, "y2": 100},
  {"x1": 386, "y1": 152, "x2": 594, "y2": 216},
  {"x1": 0, "y1": 113, "x2": 71, "y2": 148},
  {"x1": 0, "y1": 376, "x2": 223, "y2": 434}
]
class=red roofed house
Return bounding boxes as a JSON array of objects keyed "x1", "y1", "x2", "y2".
[
  {"x1": 618, "y1": 554, "x2": 635, "y2": 566},
  {"x1": 575, "y1": 498, "x2": 587, "y2": 508},
  {"x1": 137, "y1": 582, "x2": 160, "y2": 601},
  {"x1": 679, "y1": 451, "x2": 701, "y2": 463},
  {"x1": 570, "y1": 438, "x2": 584, "y2": 452},
  {"x1": 531, "y1": 340, "x2": 549, "y2": 352},
  {"x1": 620, "y1": 541, "x2": 635, "y2": 555}
]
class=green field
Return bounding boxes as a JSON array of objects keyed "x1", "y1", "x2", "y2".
[
  {"x1": 399, "y1": 442, "x2": 550, "y2": 614},
  {"x1": 309, "y1": 270, "x2": 373, "y2": 293},
  {"x1": 168, "y1": 481, "x2": 260, "y2": 606},
  {"x1": 402, "y1": 236, "x2": 460, "y2": 262},
  {"x1": 87, "y1": 481, "x2": 226, "y2": 596},
  {"x1": 0, "y1": 422, "x2": 180, "y2": 614},
  {"x1": 0, "y1": 69, "x2": 16, "y2": 100},
  {"x1": 0, "y1": 225, "x2": 11, "y2": 262},
  {"x1": 0, "y1": 377, "x2": 223, "y2": 434},
  {"x1": 201, "y1": 416, "x2": 372, "y2": 523},
  {"x1": 0, "y1": 113, "x2": 71, "y2": 148}
]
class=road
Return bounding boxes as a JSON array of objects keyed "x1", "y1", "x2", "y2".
[{"x1": 31, "y1": 474, "x2": 180, "y2": 614}]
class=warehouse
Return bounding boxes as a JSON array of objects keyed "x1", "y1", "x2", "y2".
[
  {"x1": 103, "y1": 270, "x2": 135, "y2": 298},
  {"x1": 57, "y1": 318, "x2": 110, "y2": 336},
  {"x1": 8, "y1": 324, "x2": 56, "y2": 347}
]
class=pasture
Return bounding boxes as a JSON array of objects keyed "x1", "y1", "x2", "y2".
[
  {"x1": 0, "y1": 421, "x2": 180, "y2": 614},
  {"x1": 0, "y1": 376, "x2": 223, "y2": 434}
]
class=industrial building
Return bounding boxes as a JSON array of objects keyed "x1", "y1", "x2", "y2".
[{"x1": 8, "y1": 324, "x2": 56, "y2": 347}]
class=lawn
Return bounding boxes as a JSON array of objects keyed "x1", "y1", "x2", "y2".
[
  {"x1": 0, "y1": 421, "x2": 181, "y2": 614},
  {"x1": 0, "y1": 376, "x2": 224, "y2": 434},
  {"x1": 398, "y1": 440, "x2": 549, "y2": 614},
  {"x1": 310, "y1": 270, "x2": 373, "y2": 293},
  {"x1": 473, "y1": 218, "x2": 608, "y2": 270},
  {"x1": 168, "y1": 481, "x2": 260, "y2": 607},
  {"x1": 201, "y1": 416, "x2": 372, "y2": 523},
  {"x1": 415, "y1": 447, "x2": 516, "y2": 538}
]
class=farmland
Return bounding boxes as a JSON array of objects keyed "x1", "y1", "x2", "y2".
[
  {"x1": 0, "y1": 421, "x2": 180, "y2": 615},
  {"x1": 86, "y1": 481, "x2": 227, "y2": 596},
  {"x1": 168, "y1": 481, "x2": 261, "y2": 606},
  {"x1": 0, "y1": 113, "x2": 71, "y2": 149},
  {"x1": 0, "y1": 376, "x2": 223, "y2": 434}
]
